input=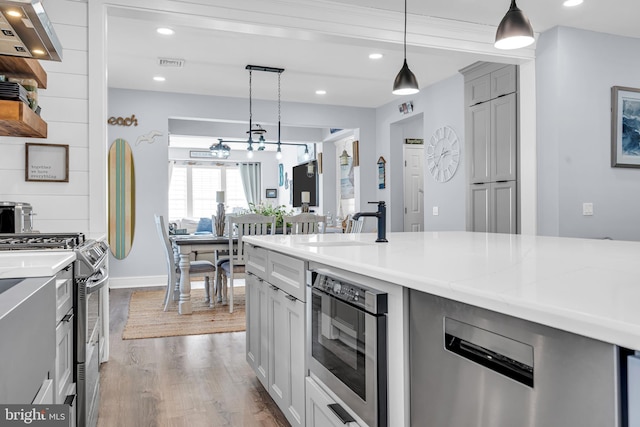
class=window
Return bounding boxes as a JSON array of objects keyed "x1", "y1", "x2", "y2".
[{"x1": 168, "y1": 162, "x2": 248, "y2": 220}]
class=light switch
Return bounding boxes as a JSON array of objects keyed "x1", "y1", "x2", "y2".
[
  {"x1": 432, "y1": 207, "x2": 439, "y2": 216},
  {"x1": 583, "y1": 203, "x2": 593, "y2": 216}
]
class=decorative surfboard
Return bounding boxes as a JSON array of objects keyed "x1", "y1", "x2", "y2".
[{"x1": 108, "y1": 138, "x2": 135, "y2": 259}]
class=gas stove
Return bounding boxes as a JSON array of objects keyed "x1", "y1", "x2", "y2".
[
  {"x1": 0, "y1": 232, "x2": 108, "y2": 278},
  {"x1": 0, "y1": 232, "x2": 85, "y2": 250}
]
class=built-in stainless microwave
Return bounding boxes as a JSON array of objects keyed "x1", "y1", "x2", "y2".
[
  {"x1": 0, "y1": 202, "x2": 34, "y2": 233},
  {"x1": 308, "y1": 268, "x2": 388, "y2": 427}
]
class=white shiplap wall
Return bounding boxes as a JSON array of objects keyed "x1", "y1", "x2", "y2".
[{"x1": 0, "y1": 0, "x2": 89, "y2": 233}]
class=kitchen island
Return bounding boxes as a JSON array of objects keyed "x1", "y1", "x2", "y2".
[{"x1": 243, "y1": 231, "x2": 640, "y2": 426}]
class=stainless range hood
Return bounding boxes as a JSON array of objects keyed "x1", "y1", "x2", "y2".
[{"x1": 0, "y1": 0, "x2": 62, "y2": 61}]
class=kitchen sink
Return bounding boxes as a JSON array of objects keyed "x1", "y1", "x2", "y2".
[
  {"x1": 299, "y1": 241, "x2": 374, "y2": 247},
  {"x1": 0, "y1": 278, "x2": 23, "y2": 295}
]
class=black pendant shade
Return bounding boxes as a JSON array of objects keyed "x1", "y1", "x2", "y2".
[
  {"x1": 393, "y1": 59, "x2": 419, "y2": 95},
  {"x1": 495, "y1": 0, "x2": 534, "y2": 49},
  {"x1": 392, "y1": 0, "x2": 419, "y2": 95}
]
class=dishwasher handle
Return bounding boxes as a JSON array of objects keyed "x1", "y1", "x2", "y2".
[{"x1": 445, "y1": 333, "x2": 534, "y2": 387}]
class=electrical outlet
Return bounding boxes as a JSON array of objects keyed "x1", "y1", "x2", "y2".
[
  {"x1": 433, "y1": 206, "x2": 439, "y2": 216},
  {"x1": 583, "y1": 203, "x2": 593, "y2": 216}
]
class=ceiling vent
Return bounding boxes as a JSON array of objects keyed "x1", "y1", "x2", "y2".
[{"x1": 158, "y1": 57, "x2": 185, "y2": 68}]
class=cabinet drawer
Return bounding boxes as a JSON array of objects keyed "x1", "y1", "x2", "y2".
[
  {"x1": 56, "y1": 277, "x2": 73, "y2": 323},
  {"x1": 267, "y1": 251, "x2": 306, "y2": 302},
  {"x1": 246, "y1": 245, "x2": 268, "y2": 280}
]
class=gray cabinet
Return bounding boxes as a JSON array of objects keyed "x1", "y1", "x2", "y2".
[
  {"x1": 463, "y1": 62, "x2": 518, "y2": 233},
  {"x1": 464, "y1": 63, "x2": 516, "y2": 107},
  {"x1": 468, "y1": 181, "x2": 517, "y2": 233},
  {"x1": 54, "y1": 264, "x2": 75, "y2": 405},
  {"x1": 246, "y1": 273, "x2": 269, "y2": 388},
  {"x1": 269, "y1": 284, "x2": 306, "y2": 426},
  {"x1": 306, "y1": 377, "x2": 362, "y2": 427},
  {"x1": 246, "y1": 245, "x2": 307, "y2": 427},
  {"x1": 490, "y1": 93, "x2": 517, "y2": 182}
]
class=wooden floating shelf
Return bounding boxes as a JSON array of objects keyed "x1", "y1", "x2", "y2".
[
  {"x1": 0, "y1": 57, "x2": 47, "y2": 89},
  {"x1": 0, "y1": 100, "x2": 47, "y2": 138}
]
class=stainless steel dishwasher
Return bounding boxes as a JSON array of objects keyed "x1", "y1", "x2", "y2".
[{"x1": 409, "y1": 289, "x2": 621, "y2": 427}]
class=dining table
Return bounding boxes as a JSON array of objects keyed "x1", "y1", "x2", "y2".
[{"x1": 170, "y1": 234, "x2": 236, "y2": 315}]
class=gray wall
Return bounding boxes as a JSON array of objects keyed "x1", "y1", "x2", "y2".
[
  {"x1": 108, "y1": 88, "x2": 375, "y2": 281},
  {"x1": 536, "y1": 27, "x2": 640, "y2": 240},
  {"x1": 376, "y1": 73, "x2": 466, "y2": 232}
]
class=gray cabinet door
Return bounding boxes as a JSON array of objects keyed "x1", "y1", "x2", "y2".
[
  {"x1": 55, "y1": 310, "x2": 74, "y2": 404},
  {"x1": 491, "y1": 93, "x2": 517, "y2": 182},
  {"x1": 491, "y1": 181, "x2": 517, "y2": 234},
  {"x1": 467, "y1": 102, "x2": 491, "y2": 184},
  {"x1": 490, "y1": 65, "x2": 517, "y2": 99},
  {"x1": 269, "y1": 287, "x2": 305, "y2": 427},
  {"x1": 246, "y1": 273, "x2": 269, "y2": 389},
  {"x1": 468, "y1": 182, "x2": 516, "y2": 233},
  {"x1": 468, "y1": 183, "x2": 490, "y2": 232},
  {"x1": 465, "y1": 74, "x2": 490, "y2": 106}
]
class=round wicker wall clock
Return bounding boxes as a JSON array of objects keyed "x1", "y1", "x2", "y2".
[{"x1": 426, "y1": 126, "x2": 460, "y2": 183}]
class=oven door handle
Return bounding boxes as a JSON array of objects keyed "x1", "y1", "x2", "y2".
[{"x1": 86, "y1": 268, "x2": 109, "y2": 294}]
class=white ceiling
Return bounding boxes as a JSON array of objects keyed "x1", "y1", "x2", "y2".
[{"x1": 107, "y1": 0, "x2": 640, "y2": 109}]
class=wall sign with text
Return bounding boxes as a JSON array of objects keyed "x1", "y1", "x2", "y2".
[{"x1": 25, "y1": 143, "x2": 69, "y2": 182}]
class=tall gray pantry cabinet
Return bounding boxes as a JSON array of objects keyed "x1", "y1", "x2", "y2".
[{"x1": 462, "y1": 63, "x2": 519, "y2": 234}]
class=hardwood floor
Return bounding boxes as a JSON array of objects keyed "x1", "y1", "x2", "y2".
[{"x1": 97, "y1": 288, "x2": 289, "y2": 427}]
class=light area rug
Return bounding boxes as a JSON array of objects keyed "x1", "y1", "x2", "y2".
[{"x1": 122, "y1": 286, "x2": 245, "y2": 340}]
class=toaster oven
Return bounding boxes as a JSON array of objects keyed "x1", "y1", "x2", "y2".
[{"x1": 0, "y1": 202, "x2": 34, "y2": 233}]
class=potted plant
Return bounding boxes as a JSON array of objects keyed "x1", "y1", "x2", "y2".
[{"x1": 247, "y1": 202, "x2": 293, "y2": 233}]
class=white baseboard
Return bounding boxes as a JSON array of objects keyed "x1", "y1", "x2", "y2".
[
  {"x1": 108, "y1": 275, "x2": 245, "y2": 289},
  {"x1": 108, "y1": 275, "x2": 166, "y2": 289}
]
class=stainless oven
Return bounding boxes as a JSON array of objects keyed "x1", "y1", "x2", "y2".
[
  {"x1": 308, "y1": 269, "x2": 388, "y2": 427},
  {"x1": 75, "y1": 240, "x2": 109, "y2": 427}
]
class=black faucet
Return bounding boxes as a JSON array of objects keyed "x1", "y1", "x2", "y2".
[{"x1": 352, "y1": 201, "x2": 388, "y2": 243}]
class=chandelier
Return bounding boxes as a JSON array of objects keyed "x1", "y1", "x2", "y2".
[{"x1": 209, "y1": 139, "x2": 231, "y2": 159}]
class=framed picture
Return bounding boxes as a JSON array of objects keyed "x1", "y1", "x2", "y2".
[
  {"x1": 25, "y1": 143, "x2": 69, "y2": 182},
  {"x1": 266, "y1": 188, "x2": 278, "y2": 198},
  {"x1": 612, "y1": 86, "x2": 640, "y2": 168}
]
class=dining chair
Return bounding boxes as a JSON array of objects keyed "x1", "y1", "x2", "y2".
[
  {"x1": 218, "y1": 214, "x2": 275, "y2": 313},
  {"x1": 345, "y1": 215, "x2": 364, "y2": 233},
  {"x1": 283, "y1": 213, "x2": 326, "y2": 235},
  {"x1": 154, "y1": 214, "x2": 216, "y2": 311}
]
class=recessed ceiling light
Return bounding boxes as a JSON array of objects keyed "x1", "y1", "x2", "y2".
[
  {"x1": 153, "y1": 76, "x2": 166, "y2": 82},
  {"x1": 369, "y1": 53, "x2": 383, "y2": 59},
  {"x1": 315, "y1": 90, "x2": 327, "y2": 95},
  {"x1": 563, "y1": 0, "x2": 583, "y2": 6},
  {"x1": 6, "y1": 10, "x2": 22, "y2": 18},
  {"x1": 156, "y1": 27, "x2": 175, "y2": 36}
]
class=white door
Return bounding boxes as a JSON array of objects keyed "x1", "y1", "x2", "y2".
[{"x1": 403, "y1": 145, "x2": 424, "y2": 231}]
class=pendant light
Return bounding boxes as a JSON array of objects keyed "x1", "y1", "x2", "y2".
[
  {"x1": 494, "y1": 0, "x2": 534, "y2": 50},
  {"x1": 276, "y1": 71, "x2": 283, "y2": 160},
  {"x1": 246, "y1": 69, "x2": 254, "y2": 158},
  {"x1": 392, "y1": 0, "x2": 419, "y2": 95},
  {"x1": 210, "y1": 139, "x2": 231, "y2": 159}
]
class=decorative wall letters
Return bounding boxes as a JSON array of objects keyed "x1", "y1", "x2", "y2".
[{"x1": 108, "y1": 114, "x2": 138, "y2": 126}]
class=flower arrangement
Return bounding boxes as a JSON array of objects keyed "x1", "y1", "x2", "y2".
[{"x1": 247, "y1": 202, "x2": 293, "y2": 228}]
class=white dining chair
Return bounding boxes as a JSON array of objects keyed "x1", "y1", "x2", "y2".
[
  {"x1": 283, "y1": 213, "x2": 326, "y2": 235},
  {"x1": 218, "y1": 214, "x2": 275, "y2": 313},
  {"x1": 344, "y1": 215, "x2": 364, "y2": 233},
  {"x1": 154, "y1": 214, "x2": 216, "y2": 311}
]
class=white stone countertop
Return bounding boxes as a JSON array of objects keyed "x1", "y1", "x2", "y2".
[
  {"x1": 0, "y1": 251, "x2": 76, "y2": 279},
  {"x1": 243, "y1": 231, "x2": 640, "y2": 350}
]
